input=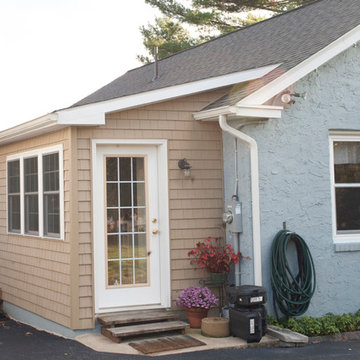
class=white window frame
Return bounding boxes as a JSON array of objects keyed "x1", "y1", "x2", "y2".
[
  {"x1": 329, "y1": 133, "x2": 360, "y2": 244},
  {"x1": 6, "y1": 145, "x2": 64, "y2": 240}
]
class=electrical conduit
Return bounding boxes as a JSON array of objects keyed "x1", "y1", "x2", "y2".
[{"x1": 219, "y1": 115, "x2": 262, "y2": 286}]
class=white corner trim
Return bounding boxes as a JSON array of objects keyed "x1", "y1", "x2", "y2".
[
  {"x1": 56, "y1": 64, "x2": 281, "y2": 126},
  {"x1": 238, "y1": 25, "x2": 360, "y2": 106},
  {"x1": 193, "y1": 104, "x2": 283, "y2": 121}
]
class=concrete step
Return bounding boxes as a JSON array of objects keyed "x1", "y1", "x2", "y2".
[
  {"x1": 101, "y1": 320, "x2": 189, "y2": 343},
  {"x1": 267, "y1": 325, "x2": 309, "y2": 347},
  {"x1": 98, "y1": 310, "x2": 178, "y2": 327}
]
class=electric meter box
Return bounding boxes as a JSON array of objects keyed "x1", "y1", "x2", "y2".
[{"x1": 223, "y1": 196, "x2": 243, "y2": 233}]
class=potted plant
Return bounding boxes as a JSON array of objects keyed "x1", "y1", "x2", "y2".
[
  {"x1": 188, "y1": 237, "x2": 245, "y2": 284},
  {"x1": 175, "y1": 286, "x2": 218, "y2": 328}
]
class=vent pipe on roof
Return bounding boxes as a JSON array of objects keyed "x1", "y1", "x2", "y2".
[{"x1": 152, "y1": 46, "x2": 159, "y2": 81}]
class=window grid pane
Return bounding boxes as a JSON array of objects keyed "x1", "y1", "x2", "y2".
[
  {"x1": 8, "y1": 195, "x2": 20, "y2": 232},
  {"x1": 8, "y1": 160, "x2": 20, "y2": 194},
  {"x1": 334, "y1": 142, "x2": 360, "y2": 183}
]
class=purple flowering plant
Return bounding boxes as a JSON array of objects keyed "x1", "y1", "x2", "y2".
[{"x1": 175, "y1": 286, "x2": 218, "y2": 309}]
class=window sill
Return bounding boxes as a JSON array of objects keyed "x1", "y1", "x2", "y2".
[
  {"x1": 8, "y1": 232, "x2": 63, "y2": 241},
  {"x1": 334, "y1": 240, "x2": 360, "y2": 252}
]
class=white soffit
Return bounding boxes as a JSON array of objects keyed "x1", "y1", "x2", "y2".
[
  {"x1": 238, "y1": 25, "x2": 360, "y2": 106},
  {"x1": 56, "y1": 64, "x2": 281, "y2": 126}
]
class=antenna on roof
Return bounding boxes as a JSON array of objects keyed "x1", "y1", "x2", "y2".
[{"x1": 152, "y1": 46, "x2": 159, "y2": 81}]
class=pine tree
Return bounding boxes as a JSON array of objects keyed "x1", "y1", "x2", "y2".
[{"x1": 138, "y1": 0, "x2": 313, "y2": 63}]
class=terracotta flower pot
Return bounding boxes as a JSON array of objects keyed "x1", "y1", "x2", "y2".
[{"x1": 185, "y1": 307, "x2": 209, "y2": 328}]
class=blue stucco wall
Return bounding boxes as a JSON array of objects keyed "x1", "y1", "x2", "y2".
[{"x1": 223, "y1": 45, "x2": 360, "y2": 316}]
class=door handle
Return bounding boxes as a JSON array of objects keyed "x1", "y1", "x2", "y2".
[{"x1": 152, "y1": 229, "x2": 159, "y2": 235}]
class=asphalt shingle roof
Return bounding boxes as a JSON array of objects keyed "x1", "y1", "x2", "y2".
[{"x1": 72, "y1": 0, "x2": 360, "y2": 108}]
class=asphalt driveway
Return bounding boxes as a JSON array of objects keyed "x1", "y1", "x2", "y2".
[{"x1": 1, "y1": 317, "x2": 360, "y2": 359}]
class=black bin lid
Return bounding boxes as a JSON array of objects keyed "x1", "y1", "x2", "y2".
[{"x1": 226, "y1": 285, "x2": 267, "y2": 305}]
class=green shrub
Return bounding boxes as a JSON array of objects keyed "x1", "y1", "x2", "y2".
[{"x1": 268, "y1": 309, "x2": 360, "y2": 337}]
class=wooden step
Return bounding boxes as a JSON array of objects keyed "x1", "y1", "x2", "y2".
[
  {"x1": 98, "y1": 310, "x2": 178, "y2": 327},
  {"x1": 101, "y1": 321, "x2": 189, "y2": 343}
]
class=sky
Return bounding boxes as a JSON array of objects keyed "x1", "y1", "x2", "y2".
[{"x1": 0, "y1": 0, "x2": 160, "y2": 131}]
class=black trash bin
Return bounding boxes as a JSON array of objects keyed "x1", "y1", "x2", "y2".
[{"x1": 226, "y1": 285, "x2": 267, "y2": 343}]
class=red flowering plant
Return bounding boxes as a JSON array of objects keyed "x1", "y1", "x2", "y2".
[{"x1": 188, "y1": 237, "x2": 245, "y2": 274}]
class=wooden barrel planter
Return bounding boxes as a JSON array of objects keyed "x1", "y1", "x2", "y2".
[{"x1": 201, "y1": 317, "x2": 230, "y2": 337}]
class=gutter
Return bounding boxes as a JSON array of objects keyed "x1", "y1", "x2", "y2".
[
  {"x1": 0, "y1": 113, "x2": 67, "y2": 146},
  {"x1": 194, "y1": 104, "x2": 282, "y2": 121},
  {"x1": 219, "y1": 115, "x2": 262, "y2": 286}
]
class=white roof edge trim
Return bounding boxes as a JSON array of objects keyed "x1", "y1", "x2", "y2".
[
  {"x1": 229, "y1": 104, "x2": 283, "y2": 119},
  {"x1": 238, "y1": 25, "x2": 360, "y2": 106},
  {"x1": 56, "y1": 63, "x2": 281, "y2": 125},
  {"x1": 193, "y1": 104, "x2": 283, "y2": 121},
  {"x1": 193, "y1": 106, "x2": 233, "y2": 121},
  {"x1": 0, "y1": 113, "x2": 67, "y2": 146}
]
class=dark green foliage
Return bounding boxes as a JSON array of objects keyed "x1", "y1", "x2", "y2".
[
  {"x1": 268, "y1": 310, "x2": 360, "y2": 337},
  {"x1": 137, "y1": 17, "x2": 201, "y2": 64},
  {"x1": 138, "y1": 0, "x2": 311, "y2": 63}
]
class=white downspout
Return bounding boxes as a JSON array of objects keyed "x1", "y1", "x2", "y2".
[{"x1": 219, "y1": 114, "x2": 262, "y2": 286}]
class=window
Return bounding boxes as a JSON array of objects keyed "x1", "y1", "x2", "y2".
[
  {"x1": 7, "y1": 146, "x2": 63, "y2": 239},
  {"x1": 7, "y1": 160, "x2": 20, "y2": 233},
  {"x1": 24, "y1": 157, "x2": 39, "y2": 234},
  {"x1": 330, "y1": 135, "x2": 360, "y2": 242},
  {"x1": 43, "y1": 153, "x2": 60, "y2": 236}
]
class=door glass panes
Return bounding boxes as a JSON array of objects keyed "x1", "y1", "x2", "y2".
[
  {"x1": 7, "y1": 160, "x2": 21, "y2": 232},
  {"x1": 106, "y1": 156, "x2": 148, "y2": 286},
  {"x1": 24, "y1": 157, "x2": 39, "y2": 234}
]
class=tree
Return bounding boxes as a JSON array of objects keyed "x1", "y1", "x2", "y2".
[
  {"x1": 137, "y1": 17, "x2": 200, "y2": 64},
  {"x1": 138, "y1": 0, "x2": 313, "y2": 63}
]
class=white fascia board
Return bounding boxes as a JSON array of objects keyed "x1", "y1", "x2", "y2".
[
  {"x1": 238, "y1": 25, "x2": 360, "y2": 106},
  {"x1": 0, "y1": 113, "x2": 67, "y2": 146},
  {"x1": 194, "y1": 104, "x2": 283, "y2": 121},
  {"x1": 56, "y1": 63, "x2": 281, "y2": 126},
  {"x1": 229, "y1": 104, "x2": 283, "y2": 119}
]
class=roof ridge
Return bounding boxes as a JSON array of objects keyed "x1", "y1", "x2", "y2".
[{"x1": 127, "y1": 0, "x2": 322, "y2": 73}]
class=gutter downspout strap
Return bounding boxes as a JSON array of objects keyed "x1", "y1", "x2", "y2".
[{"x1": 219, "y1": 115, "x2": 262, "y2": 286}]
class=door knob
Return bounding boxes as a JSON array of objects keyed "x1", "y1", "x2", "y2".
[{"x1": 152, "y1": 229, "x2": 159, "y2": 235}]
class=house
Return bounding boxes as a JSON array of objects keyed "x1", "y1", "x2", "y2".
[{"x1": 0, "y1": 0, "x2": 359, "y2": 337}]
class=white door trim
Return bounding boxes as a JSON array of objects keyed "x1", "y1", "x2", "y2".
[{"x1": 92, "y1": 139, "x2": 171, "y2": 313}]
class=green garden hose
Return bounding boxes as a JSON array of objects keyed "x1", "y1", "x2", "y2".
[{"x1": 270, "y1": 229, "x2": 316, "y2": 318}]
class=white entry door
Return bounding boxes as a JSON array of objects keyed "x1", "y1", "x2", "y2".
[{"x1": 93, "y1": 141, "x2": 170, "y2": 313}]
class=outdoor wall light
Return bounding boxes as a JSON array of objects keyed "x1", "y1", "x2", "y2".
[
  {"x1": 281, "y1": 92, "x2": 307, "y2": 104},
  {"x1": 178, "y1": 158, "x2": 192, "y2": 177}
]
